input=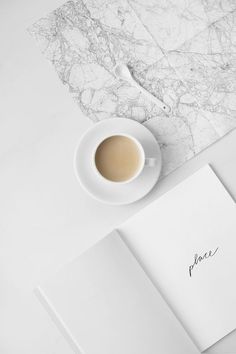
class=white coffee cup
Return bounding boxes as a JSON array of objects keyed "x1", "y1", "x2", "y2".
[{"x1": 92, "y1": 133, "x2": 157, "y2": 184}]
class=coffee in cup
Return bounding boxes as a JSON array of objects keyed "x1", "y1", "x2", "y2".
[{"x1": 95, "y1": 135, "x2": 142, "y2": 182}]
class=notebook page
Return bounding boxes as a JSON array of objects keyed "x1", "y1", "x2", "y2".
[
  {"x1": 119, "y1": 165, "x2": 236, "y2": 351},
  {"x1": 37, "y1": 230, "x2": 199, "y2": 354}
]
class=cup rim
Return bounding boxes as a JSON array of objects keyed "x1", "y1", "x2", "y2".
[{"x1": 92, "y1": 133, "x2": 145, "y2": 184}]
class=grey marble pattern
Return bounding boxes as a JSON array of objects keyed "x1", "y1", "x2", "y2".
[
  {"x1": 29, "y1": 0, "x2": 236, "y2": 177},
  {"x1": 167, "y1": 10, "x2": 236, "y2": 137},
  {"x1": 29, "y1": 0, "x2": 165, "y2": 122},
  {"x1": 128, "y1": 0, "x2": 209, "y2": 51},
  {"x1": 202, "y1": 0, "x2": 236, "y2": 23}
]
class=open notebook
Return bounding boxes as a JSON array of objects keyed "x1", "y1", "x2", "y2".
[{"x1": 36, "y1": 165, "x2": 236, "y2": 353}]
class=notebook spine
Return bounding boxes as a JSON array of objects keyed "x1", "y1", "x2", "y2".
[{"x1": 35, "y1": 287, "x2": 86, "y2": 354}]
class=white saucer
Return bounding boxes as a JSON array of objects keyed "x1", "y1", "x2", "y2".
[{"x1": 74, "y1": 118, "x2": 162, "y2": 205}]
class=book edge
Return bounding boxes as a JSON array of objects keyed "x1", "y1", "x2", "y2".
[{"x1": 35, "y1": 286, "x2": 86, "y2": 354}]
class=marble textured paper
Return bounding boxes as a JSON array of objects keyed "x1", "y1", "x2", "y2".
[{"x1": 29, "y1": 0, "x2": 236, "y2": 177}]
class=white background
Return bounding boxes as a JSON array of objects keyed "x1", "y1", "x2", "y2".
[{"x1": 0, "y1": 0, "x2": 236, "y2": 353}]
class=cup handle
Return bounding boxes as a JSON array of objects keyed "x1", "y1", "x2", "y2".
[{"x1": 145, "y1": 157, "x2": 157, "y2": 167}]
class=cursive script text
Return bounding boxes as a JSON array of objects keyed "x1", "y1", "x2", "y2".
[{"x1": 189, "y1": 247, "x2": 219, "y2": 277}]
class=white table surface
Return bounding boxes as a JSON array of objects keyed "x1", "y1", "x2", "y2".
[{"x1": 1, "y1": 0, "x2": 236, "y2": 353}]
